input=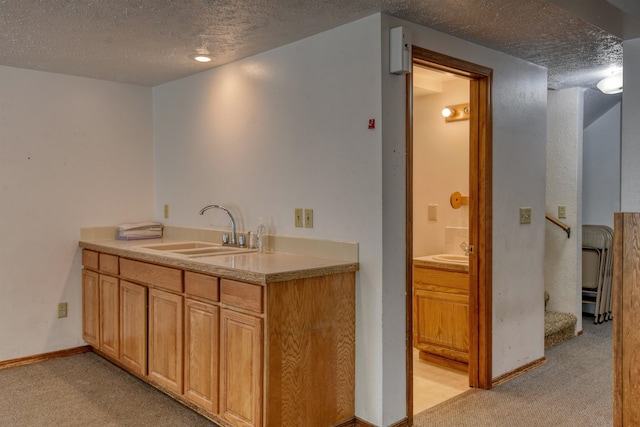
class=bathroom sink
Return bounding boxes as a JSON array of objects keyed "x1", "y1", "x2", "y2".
[
  {"x1": 136, "y1": 241, "x2": 255, "y2": 257},
  {"x1": 432, "y1": 254, "x2": 469, "y2": 263}
]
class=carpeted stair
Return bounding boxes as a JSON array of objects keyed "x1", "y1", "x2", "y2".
[{"x1": 544, "y1": 291, "x2": 577, "y2": 349}]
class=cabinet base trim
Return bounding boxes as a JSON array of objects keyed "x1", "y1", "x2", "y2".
[
  {"x1": 491, "y1": 356, "x2": 546, "y2": 387},
  {"x1": 0, "y1": 346, "x2": 92, "y2": 371},
  {"x1": 418, "y1": 351, "x2": 468, "y2": 372}
]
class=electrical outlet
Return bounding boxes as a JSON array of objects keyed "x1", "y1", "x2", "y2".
[
  {"x1": 164, "y1": 204, "x2": 169, "y2": 219},
  {"x1": 295, "y1": 208, "x2": 303, "y2": 228},
  {"x1": 304, "y1": 209, "x2": 314, "y2": 228},
  {"x1": 58, "y1": 302, "x2": 68, "y2": 318},
  {"x1": 520, "y1": 207, "x2": 532, "y2": 224},
  {"x1": 558, "y1": 205, "x2": 566, "y2": 219}
]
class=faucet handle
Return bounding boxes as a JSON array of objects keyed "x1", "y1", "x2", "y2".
[
  {"x1": 460, "y1": 241, "x2": 471, "y2": 255},
  {"x1": 238, "y1": 234, "x2": 246, "y2": 248},
  {"x1": 222, "y1": 233, "x2": 230, "y2": 245}
]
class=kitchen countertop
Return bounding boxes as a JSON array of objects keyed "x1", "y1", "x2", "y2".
[
  {"x1": 413, "y1": 254, "x2": 469, "y2": 273},
  {"x1": 79, "y1": 237, "x2": 359, "y2": 285}
]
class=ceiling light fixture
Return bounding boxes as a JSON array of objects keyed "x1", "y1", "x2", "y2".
[
  {"x1": 596, "y1": 69, "x2": 623, "y2": 94},
  {"x1": 189, "y1": 53, "x2": 213, "y2": 63}
]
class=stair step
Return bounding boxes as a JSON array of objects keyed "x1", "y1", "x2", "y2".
[{"x1": 544, "y1": 311, "x2": 577, "y2": 349}]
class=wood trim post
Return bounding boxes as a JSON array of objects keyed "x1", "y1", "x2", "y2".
[{"x1": 613, "y1": 212, "x2": 640, "y2": 426}]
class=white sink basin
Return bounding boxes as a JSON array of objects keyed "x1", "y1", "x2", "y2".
[
  {"x1": 431, "y1": 254, "x2": 469, "y2": 263},
  {"x1": 136, "y1": 241, "x2": 255, "y2": 258},
  {"x1": 139, "y1": 241, "x2": 218, "y2": 251}
]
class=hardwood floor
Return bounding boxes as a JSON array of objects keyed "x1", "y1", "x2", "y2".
[{"x1": 413, "y1": 349, "x2": 469, "y2": 414}]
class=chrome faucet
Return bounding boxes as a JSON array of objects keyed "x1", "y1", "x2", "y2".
[{"x1": 199, "y1": 204, "x2": 237, "y2": 246}]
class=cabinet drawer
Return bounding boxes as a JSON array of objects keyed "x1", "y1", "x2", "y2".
[
  {"x1": 120, "y1": 258, "x2": 183, "y2": 293},
  {"x1": 220, "y1": 279, "x2": 263, "y2": 313},
  {"x1": 414, "y1": 266, "x2": 468, "y2": 293},
  {"x1": 185, "y1": 271, "x2": 219, "y2": 302},
  {"x1": 99, "y1": 253, "x2": 119, "y2": 275},
  {"x1": 82, "y1": 250, "x2": 99, "y2": 270}
]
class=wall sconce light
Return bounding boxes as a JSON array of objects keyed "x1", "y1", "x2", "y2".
[
  {"x1": 442, "y1": 103, "x2": 470, "y2": 122},
  {"x1": 596, "y1": 69, "x2": 623, "y2": 94}
]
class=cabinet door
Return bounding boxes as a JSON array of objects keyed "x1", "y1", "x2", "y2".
[
  {"x1": 414, "y1": 288, "x2": 469, "y2": 363},
  {"x1": 148, "y1": 289, "x2": 183, "y2": 393},
  {"x1": 82, "y1": 269, "x2": 100, "y2": 347},
  {"x1": 184, "y1": 299, "x2": 219, "y2": 413},
  {"x1": 99, "y1": 274, "x2": 120, "y2": 359},
  {"x1": 220, "y1": 309, "x2": 263, "y2": 427},
  {"x1": 120, "y1": 280, "x2": 147, "y2": 376}
]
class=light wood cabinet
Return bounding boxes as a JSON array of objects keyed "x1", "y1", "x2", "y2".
[
  {"x1": 81, "y1": 248, "x2": 356, "y2": 427},
  {"x1": 120, "y1": 280, "x2": 147, "y2": 376},
  {"x1": 99, "y1": 274, "x2": 120, "y2": 360},
  {"x1": 148, "y1": 288, "x2": 183, "y2": 394},
  {"x1": 413, "y1": 264, "x2": 469, "y2": 371},
  {"x1": 184, "y1": 298, "x2": 219, "y2": 413},
  {"x1": 81, "y1": 269, "x2": 100, "y2": 347},
  {"x1": 220, "y1": 308, "x2": 263, "y2": 427}
]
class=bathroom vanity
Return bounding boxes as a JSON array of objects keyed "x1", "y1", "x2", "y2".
[
  {"x1": 413, "y1": 255, "x2": 469, "y2": 371},
  {"x1": 79, "y1": 237, "x2": 357, "y2": 427}
]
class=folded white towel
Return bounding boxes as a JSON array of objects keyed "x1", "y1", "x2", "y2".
[
  {"x1": 117, "y1": 222, "x2": 163, "y2": 232},
  {"x1": 115, "y1": 221, "x2": 163, "y2": 240}
]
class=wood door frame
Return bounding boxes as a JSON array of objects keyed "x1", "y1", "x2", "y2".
[{"x1": 406, "y1": 46, "x2": 493, "y2": 423}]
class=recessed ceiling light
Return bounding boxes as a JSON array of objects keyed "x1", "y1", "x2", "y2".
[
  {"x1": 596, "y1": 69, "x2": 623, "y2": 94},
  {"x1": 189, "y1": 54, "x2": 213, "y2": 63}
]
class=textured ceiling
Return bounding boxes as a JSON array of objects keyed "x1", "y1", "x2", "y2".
[{"x1": 0, "y1": 0, "x2": 631, "y2": 89}]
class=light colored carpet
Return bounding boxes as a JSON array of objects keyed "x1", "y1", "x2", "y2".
[
  {"x1": 0, "y1": 352, "x2": 218, "y2": 426},
  {"x1": 414, "y1": 315, "x2": 612, "y2": 426},
  {"x1": 0, "y1": 315, "x2": 612, "y2": 427}
]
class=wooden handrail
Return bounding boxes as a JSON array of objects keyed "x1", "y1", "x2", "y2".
[{"x1": 546, "y1": 214, "x2": 571, "y2": 238}]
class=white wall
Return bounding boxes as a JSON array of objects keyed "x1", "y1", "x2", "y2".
[
  {"x1": 413, "y1": 80, "x2": 470, "y2": 256},
  {"x1": 621, "y1": 38, "x2": 640, "y2": 212},
  {"x1": 382, "y1": 16, "x2": 548, "y2": 414},
  {"x1": 0, "y1": 66, "x2": 154, "y2": 361},
  {"x1": 545, "y1": 88, "x2": 583, "y2": 331},
  {"x1": 152, "y1": 14, "x2": 387, "y2": 424},
  {"x1": 583, "y1": 101, "x2": 620, "y2": 228}
]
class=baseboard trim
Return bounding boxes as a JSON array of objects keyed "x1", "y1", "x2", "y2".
[
  {"x1": 491, "y1": 356, "x2": 546, "y2": 387},
  {"x1": 387, "y1": 417, "x2": 409, "y2": 427},
  {"x1": 334, "y1": 418, "x2": 357, "y2": 427},
  {"x1": 0, "y1": 345, "x2": 92, "y2": 371},
  {"x1": 355, "y1": 417, "x2": 376, "y2": 427},
  {"x1": 337, "y1": 416, "x2": 408, "y2": 427}
]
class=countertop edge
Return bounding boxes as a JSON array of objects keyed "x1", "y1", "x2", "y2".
[
  {"x1": 413, "y1": 257, "x2": 469, "y2": 273},
  {"x1": 79, "y1": 240, "x2": 359, "y2": 285}
]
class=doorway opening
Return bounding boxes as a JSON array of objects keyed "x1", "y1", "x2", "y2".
[{"x1": 406, "y1": 47, "x2": 493, "y2": 423}]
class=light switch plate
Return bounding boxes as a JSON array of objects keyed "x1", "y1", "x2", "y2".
[
  {"x1": 164, "y1": 204, "x2": 169, "y2": 219},
  {"x1": 428, "y1": 204, "x2": 437, "y2": 221},
  {"x1": 304, "y1": 209, "x2": 314, "y2": 228},
  {"x1": 558, "y1": 205, "x2": 566, "y2": 219},
  {"x1": 520, "y1": 207, "x2": 532, "y2": 224},
  {"x1": 295, "y1": 208, "x2": 303, "y2": 228}
]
